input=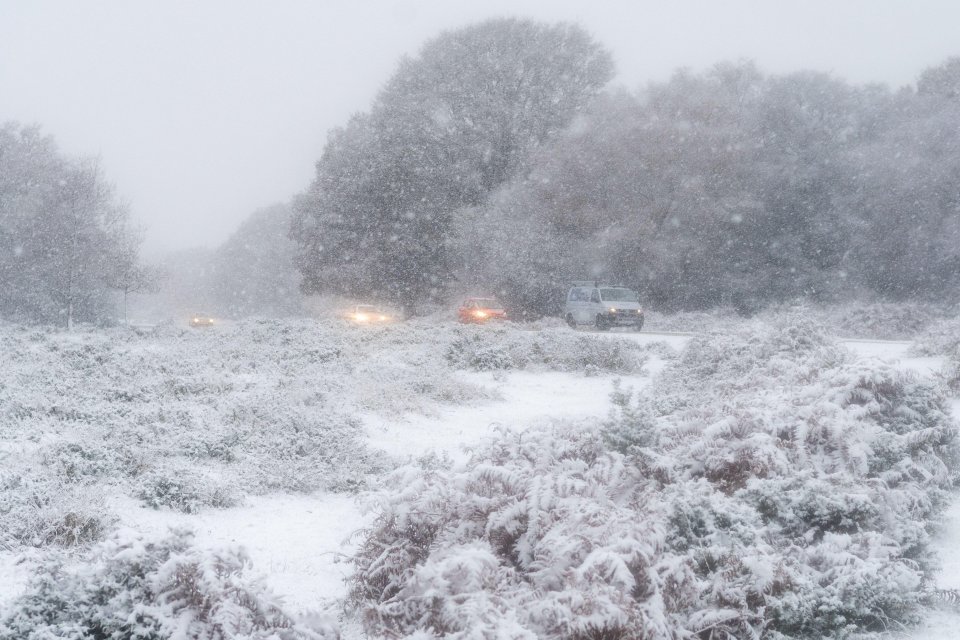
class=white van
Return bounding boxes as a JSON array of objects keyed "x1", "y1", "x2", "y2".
[{"x1": 563, "y1": 282, "x2": 644, "y2": 330}]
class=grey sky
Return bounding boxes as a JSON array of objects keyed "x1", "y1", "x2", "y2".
[{"x1": 2, "y1": 0, "x2": 958, "y2": 252}]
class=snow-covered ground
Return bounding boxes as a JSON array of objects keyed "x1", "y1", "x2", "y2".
[
  {"x1": 1, "y1": 321, "x2": 958, "y2": 638},
  {"x1": 106, "y1": 492, "x2": 364, "y2": 616},
  {"x1": 363, "y1": 369, "x2": 649, "y2": 463},
  {"x1": 109, "y1": 336, "x2": 679, "y2": 617},
  {"x1": 355, "y1": 325, "x2": 675, "y2": 461},
  {"x1": 62, "y1": 367, "x2": 658, "y2": 618},
  {"x1": 0, "y1": 322, "x2": 674, "y2": 624}
]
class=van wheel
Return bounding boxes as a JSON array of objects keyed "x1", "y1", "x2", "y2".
[
  {"x1": 595, "y1": 314, "x2": 609, "y2": 331},
  {"x1": 565, "y1": 314, "x2": 576, "y2": 329}
]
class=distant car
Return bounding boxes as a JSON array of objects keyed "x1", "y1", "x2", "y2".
[
  {"x1": 189, "y1": 314, "x2": 215, "y2": 328},
  {"x1": 458, "y1": 297, "x2": 507, "y2": 324},
  {"x1": 563, "y1": 283, "x2": 643, "y2": 330},
  {"x1": 348, "y1": 304, "x2": 392, "y2": 324}
]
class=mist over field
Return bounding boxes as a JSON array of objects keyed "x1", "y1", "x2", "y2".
[{"x1": 2, "y1": 4, "x2": 960, "y2": 639}]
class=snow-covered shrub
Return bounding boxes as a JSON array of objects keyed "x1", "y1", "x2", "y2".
[
  {"x1": 136, "y1": 469, "x2": 240, "y2": 513},
  {"x1": 0, "y1": 319, "x2": 391, "y2": 537},
  {"x1": 349, "y1": 425, "x2": 692, "y2": 639},
  {"x1": 226, "y1": 405, "x2": 387, "y2": 493},
  {"x1": 349, "y1": 316, "x2": 959, "y2": 639},
  {"x1": 945, "y1": 347, "x2": 960, "y2": 395},
  {"x1": 445, "y1": 326, "x2": 649, "y2": 374},
  {"x1": 643, "y1": 307, "x2": 741, "y2": 333},
  {"x1": 643, "y1": 301, "x2": 956, "y2": 343},
  {"x1": 0, "y1": 475, "x2": 113, "y2": 549},
  {"x1": 797, "y1": 301, "x2": 949, "y2": 340},
  {"x1": 601, "y1": 381, "x2": 660, "y2": 455},
  {"x1": 348, "y1": 360, "x2": 501, "y2": 413},
  {"x1": 445, "y1": 332, "x2": 513, "y2": 371},
  {"x1": 0, "y1": 528, "x2": 336, "y2": 639},
  {"x1": 648, "y1": 314, "x2": 840, "y2": 415},
  {"x1": 41, "y1": 441, "x2": 120, "y2": 481},
  {"x1": 640, "y1": 317, "x2": 956, "y2": 634},
  {"x1": 455, "y1": 340, "x2": 517, "y2": 371},
  {"x1": 910, "y1": 315, "x2": 960, "y2": 356}
]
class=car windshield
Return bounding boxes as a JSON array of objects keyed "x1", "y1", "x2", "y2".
[
  {"x1": 355, "y1": 305, "x2": 378, "y2": 313},
  {"x1": 474, "y1": 299, "x2": 503, "y2": 310},
  {"x1": 599, "y1": 288, "x2": 638, "y2": 302}
]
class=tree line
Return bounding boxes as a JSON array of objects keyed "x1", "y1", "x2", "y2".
[
  {"x1": 0, "y1": 126, "x2": 298, "y2": 326},
  {"x1": 292, "y1": 19, "x2": 960, "y2": 316},
  {"x1": 5, "y1": 18, "x2": 958, "y2": 325}
]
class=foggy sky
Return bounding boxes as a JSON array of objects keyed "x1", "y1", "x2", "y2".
[{"x1": 2, "y1": 0, "x2": 958, "y2": 253}]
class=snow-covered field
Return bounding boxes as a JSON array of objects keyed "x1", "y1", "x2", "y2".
[{"x1": 1, "y1": 315, "x2": 958, "y2": 638}]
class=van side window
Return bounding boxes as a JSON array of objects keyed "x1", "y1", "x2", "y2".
[{"x1": 590, "y1": 290, "x2": 600, "y2": 303}]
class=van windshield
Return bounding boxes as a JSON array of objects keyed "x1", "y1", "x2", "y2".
[{"x1": 599, "y1": 288, "x2": 638, "y2": 302}]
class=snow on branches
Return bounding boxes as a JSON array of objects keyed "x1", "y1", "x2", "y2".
[
  {"x1": 0, "y1": 528, "x2": 336, "y2": 639},
  {"x1": 349, "y1": 316, "x2": 959, "y2": 639}
]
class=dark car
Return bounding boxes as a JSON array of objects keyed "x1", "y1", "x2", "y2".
[{"x1": 457, "y1": 297, "x2": 508, "y2": 324}]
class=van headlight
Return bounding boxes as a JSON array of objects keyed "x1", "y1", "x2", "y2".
[{"x1": 608, "y1": 307, "x2": 617, "y2": 313}]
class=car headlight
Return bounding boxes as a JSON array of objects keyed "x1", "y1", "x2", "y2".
[{"x1": 609, "y1": 307, "x2": 617, "y2": 313}]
